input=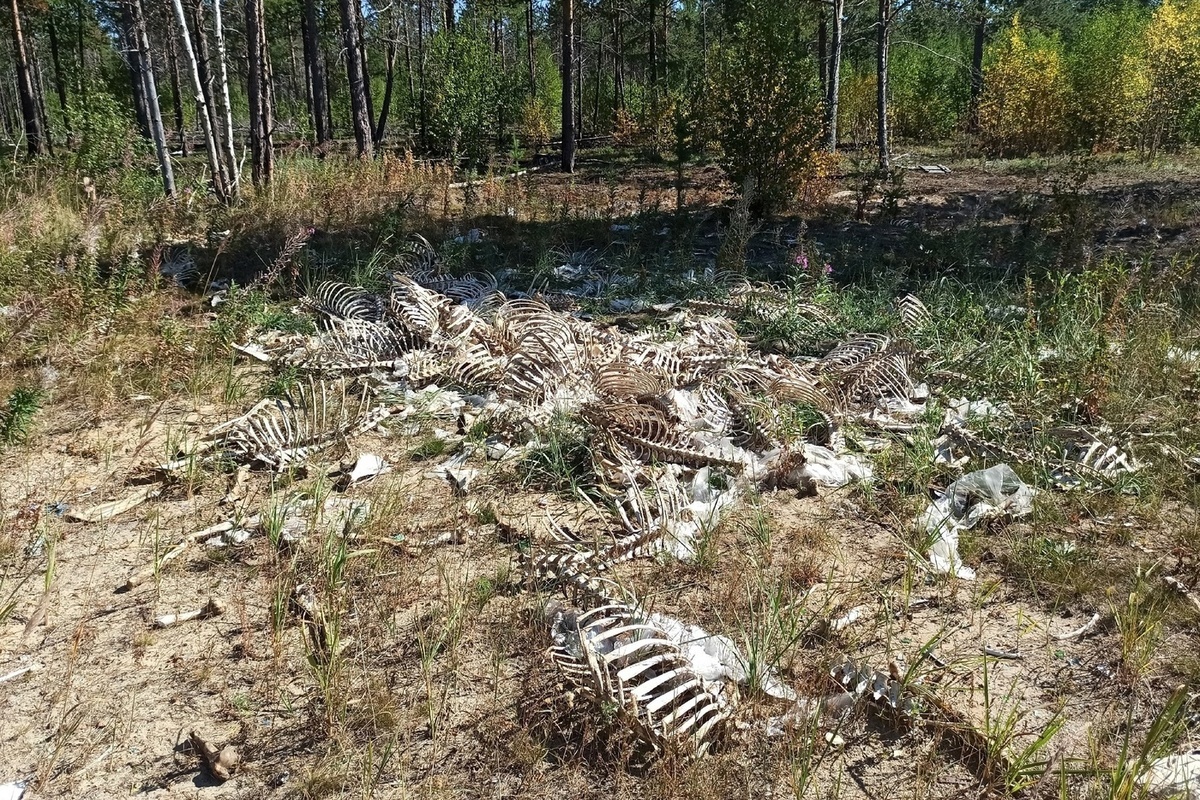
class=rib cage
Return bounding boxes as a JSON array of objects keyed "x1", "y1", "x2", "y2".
[
  {"x1": 549, "y1": 602, "x2": 730, "y2": 756},
  {"x1": 308, "y1": 281, "x2": 383, "y2": 322},
  {"x1": 206, "y1": 378, "x2": 388, "y2": 468}
]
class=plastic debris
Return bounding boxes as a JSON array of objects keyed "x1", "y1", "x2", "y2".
[
  {"x1": 1139, "y1": 750, "x2": 1200, "y2": 799},
  {"x1": 917, "y1": 464, "x2": 1036, "y2": 580},
  {"x1": 0, "y1": 781, "x2": 26, "y2": 800},
  {"x1": 799, "y1": 444, "x2": 874, "y2": 488},
  {"x1": 647, "y1": 612, "x2": 797, "y2": 701},
  {"x1": 943, "y1": 397, "x2": 1009, "y2": 428}
]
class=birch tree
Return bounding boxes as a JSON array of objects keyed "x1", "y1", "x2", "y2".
[
  {"x1": 129, "y1": 0, "x2": 175, "y2": 195},
  {"x1": 213, "y1": 0, "x2": 240, "y2": 197},
  {"x1": 171, "y1": 0, "x2": 230, "y2": 202}
]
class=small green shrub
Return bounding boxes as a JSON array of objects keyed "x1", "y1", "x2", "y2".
[
  {"x1": 0, "y1": 387, "x2": 42, "y2": 447},
  {"x1": 710, "y1": 1, "x2": 828, "y2": 216}
]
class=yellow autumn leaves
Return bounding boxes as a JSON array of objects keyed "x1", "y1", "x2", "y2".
[{"x1": 980, "y1": 2, "x2": 1200, "y2": 155}]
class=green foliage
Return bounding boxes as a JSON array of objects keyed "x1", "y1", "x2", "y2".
[
  {"x1": 0, "y1": 387, "x2": 42, "y2": 447},
  {"x1": 890, "y1": 36, "x2": 971, "y2": 142},
  {"x1": 518, "y1": 413, "x2": 596, "y2": 499},
  {"x1": 710, "y1": 1, "x2": 827, "y2": 216},
  {"x1": 979, "y1": 16, "x2": 1071, "y2": 155},
  {"x1": 426, "y1": 29, "x2": 533, "y2": 165},
  {"x1": 75, "y1": 89, "x2": 137, "y2": 176},
  {"x1": 1067, "y1": 3, "x2": 1149, "y2": 150}
]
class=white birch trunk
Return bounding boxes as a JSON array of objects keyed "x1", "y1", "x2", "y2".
[
  {"x1": 212, "y1": 0, "x2": 240, "y2": 199},
  {"x1": 170, "y1": 0, "x2": 229, "y2": 203}
]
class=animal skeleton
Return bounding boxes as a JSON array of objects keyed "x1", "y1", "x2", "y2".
[
  {"x1": 548, "y1": 601, "x2": 731, "y2": 757},
  {"x1": 190, "y1": 234, "x2": 1159, "y2": 760}
]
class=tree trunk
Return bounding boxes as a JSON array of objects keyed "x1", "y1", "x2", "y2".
[
  {"x1": 417, "y1": 0, "x2": 428, "y2": 148},
  {"x1": 167, "y1": 33, "x2": 188, "y2": 155},
  {"x1": 246, "y1": 0, "x2": 268, "y2": 186},
  {"x1": 526, "y1": 0, "x2": 535, "y2": 94},
  {"x1": 301, "y1": 0, "x2": 330, "y2": 144},
  {"x1": 401, "y1": 0, "x2": 415, "y2": 109},
  {"x1": 0, "y1": 80, "x2": 12, "y2": 138},
  {"x1": 339, "y1": 0, "x2": 373, "y2": 156},
  {"x1": 875, "y1": 0, "x2": 890, "y2": 170},
  {"x1": 171, "y1": 0, "x2": 229, "y2": 202},
  {"x1": 561, "y1": 0, "x2": 574, "y2": 172},
  {"x1": 592, "y1": 37, "x2": 601, "y2": 131},
  {"x1": 30, "y1": 34, "x2": 53, "y2": 153},
  {"x1": 188, "y1": 0, "x2": 223, "y2": 163},
  {"x1": 122, "y1": 18, "x2": 151, "y2": 140},
  {"x1": 967, "y1": 0, "x2": 985, "y2": 133},
  {"x1": 373, "y1": 12, "x2": 398, "y2": 146},
  {"x1": 301, "y1": 12, "x2": 315, "y2": 134},
  {"x1": 10, "y1": 0, "x2": 46, "y2": 154},
  {"x1": 443, "y1": 0, "x2": 454, "y2": 32},
  {"x1": 575, "y1": 21, "x2": 582, "y2": 138},
  {"x1": 660, "y1": 0, "x2": 668, "y2": 86},
  {"x1": 817, "y1": 16, "x2": 827, "y2": 99},
  {"x1": 213, "y1": 0, "x2": 240, "y2": 196},
  {"x1": 75, "y1": 0, "x2": 85, "y2": 107},
  {"x1": 130, "y1": 0, "x2": 175, "y2": 196},
  {"x1": 613, "y1": 8, "x2": 624, "y2": 117},
  {"x1": 648, "y1": 0, "x2": 657, "y2": 96},
  {"x1": 825, "y1": 0, "x2": 843, "y2": 151},
  {"x1": 356, "y1": 1, "x2": 375, "y2": 131},
  {"x1": 47, "y1": 13, "x2": 69, "y2": 134}
]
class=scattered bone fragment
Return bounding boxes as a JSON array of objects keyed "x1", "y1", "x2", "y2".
[
  {"x1": 220, "y1": 466, "x2": 251, "y2": 507},
  {"x1": 1165, "y1": 575, "x2": 1200, "y2": 613},
  {"x1": 767, "y1": 692, "x2": 857, "y2": 737},
  {"x1": 828, "y1": 605, "x2": 869, "y2": 633},
  {"x1": 205, "y1": 527, "x2": 253, "y2": 547},
  {"x1": 66, "y1": 483, "x2": 162, "y2": 523},
  {"x1": 231, "y1": 341, "x2": 271, "y2": 362},
  {"x1": 154, "y1": 598, "x2": 226, "y2": 628},
  {"x1": 0, "y1": 663, "x2": 41, "y2": 684},
  {"x1": 189, "y1": 731, "x2": 240, "y2": 782},
  {"x1": 982, "y1": 646, "x2": 1023, "y2": 660},
  {"x1": 1050, "y1": 612, "x2": 1102, "y2": 641},
  {"x1": 120, "y1": 521, "x2": 235, "y2": 592},
  {"x1": 345, "y1": 452, "x2": 388, "y2": 485}
]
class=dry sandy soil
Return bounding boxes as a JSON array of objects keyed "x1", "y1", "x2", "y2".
[{"x1": 1, "y1": 379, "x2": 1196, "y2": 799}]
